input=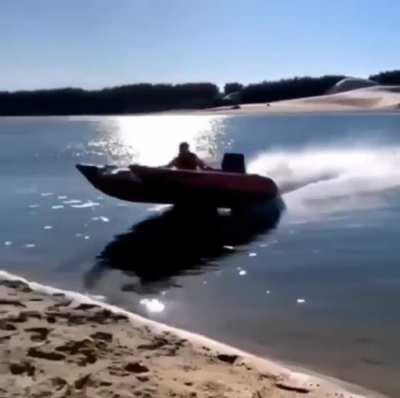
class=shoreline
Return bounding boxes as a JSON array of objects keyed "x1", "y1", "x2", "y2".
[
  {"x1": 0, "y1": 85, "x2": 399, "y2": 119},
  {"x1": 0, "y1": 270, "x2": 384, "y2": 398},
  {"x1": 0, "y1": 108, "x2": 398, "y2": 120},
  {"x1": 195, "y1": 85, "x2": 400, "y2": 116}
]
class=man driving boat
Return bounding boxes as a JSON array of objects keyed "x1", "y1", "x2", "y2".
[{"x1": 166, "y1": 142, "x2": 212, "y2": 170}]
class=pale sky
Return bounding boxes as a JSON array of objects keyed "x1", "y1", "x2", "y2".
[{"x1": 1, "y1": 0, "x2": 399, "y2": 91}]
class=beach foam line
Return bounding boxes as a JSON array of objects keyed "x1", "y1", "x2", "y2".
[{"x1": 0, "y1": 270, "x2": 384, "y2": 398}]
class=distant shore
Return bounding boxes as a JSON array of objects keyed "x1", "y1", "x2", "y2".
[
  {"x1": 0, "y1": 86, "x2": 399, "y2": 118},
  {"x1": 196, "y1": 85, "x2": 400, "y2": 116},
  {"x1": 0, "y1": 271, "x2": 382, "y2": 398}
]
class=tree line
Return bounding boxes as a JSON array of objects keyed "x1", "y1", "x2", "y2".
[
  {"x1": 226, "y1": 75, "x2": 345, "y2": 104},
  {"x1": 0, "y1": 83, "x2": 219, "y2": 116},
  {"x1": 0, "y1": 70, "x2": 399, "y2": 115},
  {"x1": 369, "y1": 70, "x2": 400, "y2": 85}
]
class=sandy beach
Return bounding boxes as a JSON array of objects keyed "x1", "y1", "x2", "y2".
[
  {"x1": 0, "y1": 271, "x2": 383, "y2": 398},
  {"x1": 200, "y1": 86, "x2": 400, "y2": 115}
]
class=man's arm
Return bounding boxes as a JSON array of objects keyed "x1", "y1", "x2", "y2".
[
  {"x1": 161, "y1": 157, "x2": 177, "y2": 168},
  {"x1": 196, "y1": 156, "x2": 214, "y2": 170}
]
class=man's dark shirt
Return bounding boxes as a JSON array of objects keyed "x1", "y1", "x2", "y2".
[{"x1": 168, "y1": 152, "x2": 205, "y2": 170}]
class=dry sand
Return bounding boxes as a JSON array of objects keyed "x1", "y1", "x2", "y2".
[
  {"x1": 202, "y1": 85, "x2": 400, "y2": 115},
  {"x1": 0, "y1": 272, "x2": 384, "y2": 398}
]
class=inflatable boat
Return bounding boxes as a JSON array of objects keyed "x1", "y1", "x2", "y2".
[{"x1": 76, "y1": 153, "x2": 278, "y2": 208}]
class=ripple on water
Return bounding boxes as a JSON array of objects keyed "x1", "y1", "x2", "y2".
[
  {"x1": 24, "y1": 243, "x2": 36, "y2": 248},
  {"x1": 259, "y1": 239, "x2": 279, "y2": 248},
  {"x1": 51, "y1": 205, "x2": 64, "y2": 210},
  {"x1": 63, "y1": 199, "x2": 81, "y2": 204},
  {"x1": 43, "y1": 225, "x2": 53, "y2": 230},
  {"x1": 71, "y1": 201, "x2": 100, "y2": 209},
  {"x1": 4, "y1": 241, "x2": 12, "y2": 246},
  {"x1": 28, "y1": 204, "x2": 40, "y2": 209},
  {"x1": 40, "y1": 192, "x2": 54, "y2": 197},
  {"x1": 91, "y1": 216, "x2": 110, "y2": 223}
]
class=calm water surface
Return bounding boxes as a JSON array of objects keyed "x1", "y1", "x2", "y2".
[{"x1": 1, "y1": 114, "x2": 400, "y2": 396}]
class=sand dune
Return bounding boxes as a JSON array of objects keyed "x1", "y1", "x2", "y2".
[
  {"x1": 0, "y1": 272, "x2": 383, "y2": 398},
  {"x1": 204, "y1": 86, "x2": 400, "y2": 115},
  {"x1": 327, "y1": 78, "x2": 378, "y2": 94}
]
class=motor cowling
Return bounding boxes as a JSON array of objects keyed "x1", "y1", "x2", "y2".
[{"x1": 221, "y1": 153, "x2": 246, "y2": 173}]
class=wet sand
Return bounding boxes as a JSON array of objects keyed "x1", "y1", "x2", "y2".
[{"x1": 0, "y1": 271, "x2": 383, "y2": 398}]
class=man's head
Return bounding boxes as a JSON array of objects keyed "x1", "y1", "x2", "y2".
[{"x1": 179, "y1": 142, "x2": 190, "y2": 154}]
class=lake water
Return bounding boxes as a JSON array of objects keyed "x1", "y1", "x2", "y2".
[{"x1": 1, "y1": 114, "x2": 399, "y2": 396}]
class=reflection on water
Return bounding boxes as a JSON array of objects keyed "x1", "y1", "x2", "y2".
[
  {"x1": 89, "y1": 115, "x2": 228, "y2": 166},
  {"x1": 85, "y1": 200, "x2": 283, "y2": 294}
]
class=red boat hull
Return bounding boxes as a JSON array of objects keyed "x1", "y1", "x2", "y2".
[{"x1": 76, "y1": 164, "x2": 278, "y2": 208}]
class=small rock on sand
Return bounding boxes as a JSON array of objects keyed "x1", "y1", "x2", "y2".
[
  {"x1": 216, "y1": 354, "x2": 239, "y2": 364},
  {"x1": 28, "y1": 347, "x2": 66, "y2": 361},
  {"x1": 125, "y1": 362, "x2": 149, "y2": 374}
]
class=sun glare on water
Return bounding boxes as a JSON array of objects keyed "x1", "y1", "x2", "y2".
[{"x1": 90, "y1": 115, "x2": 227, "y2": 167}]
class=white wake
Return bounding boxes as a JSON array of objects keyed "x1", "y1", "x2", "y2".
[{"x1": 248, "y1": 147, "x2": 400, "y2": 216}]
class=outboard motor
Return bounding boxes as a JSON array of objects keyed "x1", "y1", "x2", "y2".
[{"x1": 221, "y1": 153, "x2": 246, "y2": 173}]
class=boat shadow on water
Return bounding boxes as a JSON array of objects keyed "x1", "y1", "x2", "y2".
[{"x1": 84, "y1": 199, "x2": 284, "y2": 294}]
